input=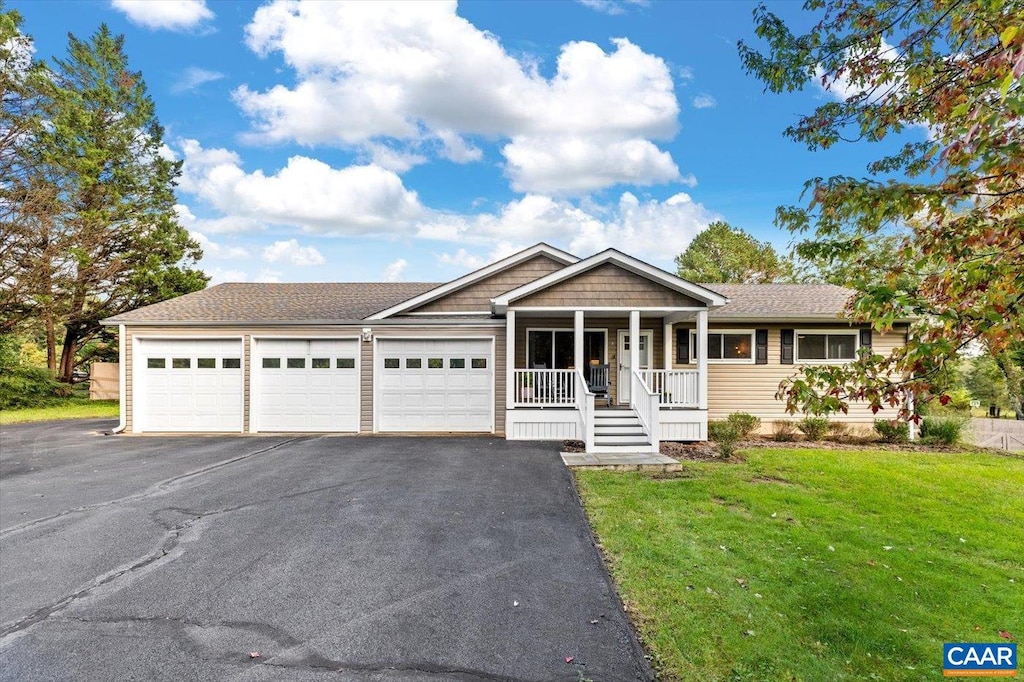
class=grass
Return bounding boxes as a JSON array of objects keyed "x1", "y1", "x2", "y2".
[
  {"x1": 0, "y1": 399, "x2": 119, "y2": 425},
  {"x1": 575, "y1": 448, "x2": 1024, "y2": 681}
]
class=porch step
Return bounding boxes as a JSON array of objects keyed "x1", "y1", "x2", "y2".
[{"x1": 594, "y1": 424, "x2": 646, "y2": 436}]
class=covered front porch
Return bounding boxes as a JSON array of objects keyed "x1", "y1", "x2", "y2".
[{"x1": 504, "y1": 307, "x2": 711, "y2": 452}]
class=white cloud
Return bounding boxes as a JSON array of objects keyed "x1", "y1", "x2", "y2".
[
  {"x1": 178, "y1": 139, "x2": 424, "y2": 235},
  {"x1": 576, "y1": 0, "x2": 649, "y2": 15},
  {"x1": 235, "y1": 2, "x2": 681, "y2": 195},
  {"x1": 503, "y1": 135, "x2": 679, "y2": 194},
  {"x1": 190, "y1": 231, "x2": 249, "y2": 260},
  {"x1": 437, "y1": 242, "x2": 522, "y2": 272},
  {"x1": 262, "y1": 239, "x2": 326, "y2": 266},
  {"x1": 691, "y1": 93, "x2": 717, "y2": 109},
  {"x1": 420, "y1": 191, "x2": 719, "y2": 265},
  {"x1": 171, "y1": 66, "x2": 224, "y2": 94},
  {"x1": 110, "y1": 0, "x2": 214, "y2": 32},
  {"x1": 254, "y1": 269, "x2": 282, "y2": 283},
  {"x1": 365, "y1": 144, "x2": 427, "y2": 173},
  {"x1": 383, "y1": 258, "x2": 408, "y2": 282},
  {"x1": 207, "y1": 267, "x2": 248, "y2": 284},
  {"x1": 677, "y1": 65, "x2": 694, "y2": 82}
]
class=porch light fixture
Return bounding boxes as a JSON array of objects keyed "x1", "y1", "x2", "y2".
[{"x1": 361, "y1": 327, "x2": 373, "y2": 342}]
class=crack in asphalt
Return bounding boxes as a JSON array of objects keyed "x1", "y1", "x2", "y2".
[
  {"x1": 46, "y1": 614, "x2": 542, "y2": 681},
  {"x1": 0, "y1": 437, "x2": 306, "y2": 538}
]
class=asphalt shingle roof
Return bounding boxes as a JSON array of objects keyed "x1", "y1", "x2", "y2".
[
  {"x1": 104, "y1": 280, "x2": 856, "y2": 324},
  {"x1": 104, "y1": 282, "x2": 441, "y2": 323},
  {"x1": 701, "y1": 283, "x2": 855, "y2": 319}
]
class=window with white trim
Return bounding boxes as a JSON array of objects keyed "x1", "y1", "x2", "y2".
[
  {"x1": 689, "y1": 330, "x2": 755, "y2": 363},
  {"x1": 526, "y1": 329, "x2": 607, "y2": 369},
  {"x1": 796, "y1": 331, "x2": 858, "y2": 362}
]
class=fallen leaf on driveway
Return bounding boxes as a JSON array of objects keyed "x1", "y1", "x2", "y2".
[
  {"x1": 249, "y1": 651, "x2": 261, "y2": 659},
  {"x1": 565, "y1": 656, "x2": 575, "y2": 663}
]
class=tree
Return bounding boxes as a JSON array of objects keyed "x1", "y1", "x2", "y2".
[
  {"x1": 676, "y1": 220, "x2": 792, "y2": 283},
  {"x1": 2, "y1": 25, "x2": 208, "y2": 381},
  {"x1": 993, "y1": 344, "x2": 1024, "y2": 420},
  {"x1": 739, "y1": 1, "x2": 1024, "y2": 419}
]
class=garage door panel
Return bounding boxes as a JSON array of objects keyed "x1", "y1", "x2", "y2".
[
  {"x1": 139, "y1": 339, "x2": 243, "y2": 432},
  {"x1": 254, "y1": 338, "x2": 359, "y2": 432},
  {"x1": 377, "y1": 338, "x2": 493, "y2": 433}
]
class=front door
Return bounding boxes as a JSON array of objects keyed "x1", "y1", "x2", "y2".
[{"x1": 617, "y1": 330, "x2": 653, "y2": 404}]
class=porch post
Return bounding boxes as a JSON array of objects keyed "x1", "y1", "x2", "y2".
[
  {"x1": 663, "y1": 319, "x2": 673, "y2": 369},
  {"x1": 629, "y1": 309, "x2": 640, "y2": 382},
  {"x1": 697, "y1": 308, "x2": 708, "y2": 410},
  {"x1": 574, "y1": 310, "x2": 584, "y2": 372},
  {"x1": 506, "y1": 309, "x2": 516, "y2": 409}
]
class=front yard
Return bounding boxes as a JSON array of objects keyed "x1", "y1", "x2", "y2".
[{"x1": 575, "y1": 447, "x2": 1023, "y2": 681}]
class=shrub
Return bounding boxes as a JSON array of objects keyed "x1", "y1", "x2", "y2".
[
  {"x1": 944, "y1": 388, "x2": 973, "y2": 413},
  {"x1": 874, "y1": 419, "x2": 910, "y2": 444},
  {"x1": 708, "y1": 420, "x2": 740, "y2": 459},
  {"x1": 771, "y1": 420, "x2": 797, "y2": 442},
  {"x1": 726, "y1": 412, "x2": 761, "y2": 439},
  {"x1": 0, "y1": 366, "x2": 67, "y2": 410},
  {"x1": 920, "y1": 416, "x2": 967, "y2": 445},
  {"x1": 797, "y1": 416, "x2": 830, "y2": 441}
]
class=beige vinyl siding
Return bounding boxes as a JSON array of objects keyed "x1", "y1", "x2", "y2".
[
  {"x1": 514, "y1": 316, "x2": 666, "y2": 405},
  {"x1": 513, "y1": 263, "x2": 702, "y2": 308},
  {"x1": 412, "y1": 255, "x2": 564, "y2": 313},
  {"x1": 671, "y1": 323, "x2": 908, "y2": 429},
  {"x1": 125, "y1": 324, "x2": 505, "y2": 435},
  {"x1": 363, "y1": 325, "x2": 506, "y2": 434}
]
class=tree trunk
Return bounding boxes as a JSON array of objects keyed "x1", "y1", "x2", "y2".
[
  {"x1": 45, "y1": 313, "x2": 56, "y2": 374},
  {"x1": 58, "y1": 329, "x2": 77, "y2": 383},
  {"x1": 994, "y1": 351, "x2": 1024, "y2": 421}
]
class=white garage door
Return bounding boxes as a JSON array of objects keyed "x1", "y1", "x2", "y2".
[
  {"x1": 138, "y1": 339, "x2": 243, "y2": 432},
  {"x1": 253, "y1": 339, "x2": 360, "y2": 432},
  {"x1": 377, "y1": 338, "x2": 493, "y2": 433}
]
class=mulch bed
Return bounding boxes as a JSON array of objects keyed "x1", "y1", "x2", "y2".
[{"x1": 564, "y1": 436, "x2": 1000, "y2": 463}]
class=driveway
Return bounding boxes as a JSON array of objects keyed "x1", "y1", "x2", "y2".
[{"x1": 0, "y1": 420, "x2": 651, "y2": 681}]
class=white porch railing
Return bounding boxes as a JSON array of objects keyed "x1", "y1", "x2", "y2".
[
  {"x1": 512, "y1": 369, "x2": 576, "y2": 407},
  {"x1": 641, "y1": 369, "x2": 699, "y2": 407},
  {"x1": 630, "y1": 370, "x2": 660, "y2": 453},
  {"x1": 575, "y1": 369, "x2": 595, "y2": 451}
]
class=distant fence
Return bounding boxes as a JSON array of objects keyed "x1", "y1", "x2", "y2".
[
  {"x1": 89, "y1": 362, "x2": 119, "y2": 400},
  {"x1": 966, "y1": 418, "x2": 1024, "y2": 453}
]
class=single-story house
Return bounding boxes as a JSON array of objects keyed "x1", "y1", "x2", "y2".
[{"x1": 103, "y1": 243, "x2": 908, "y2": 452}]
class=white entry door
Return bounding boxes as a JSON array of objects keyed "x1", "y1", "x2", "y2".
[
  {"x1": 617, "y1": 330, "x2": 653, "y2": 404},
  {"x1": 376, "y1": 338, "x2": 493, "y2": 432},
  {"x1": 253, "y1": 338, "x2": 360, "y2": 432},
  {"x1": 137, "y1": 338, "x2": 243, "y2": 432}
]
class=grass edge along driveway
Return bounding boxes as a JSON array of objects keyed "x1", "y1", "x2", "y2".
[
  {"x1": 575, "y1": 447, "x2": 1024, "y2": 681},
  {"x1": 0, "y1": 399, "x2": 119, "y2": 425}
]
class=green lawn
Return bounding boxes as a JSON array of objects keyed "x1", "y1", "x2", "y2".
[
  {"x1": 575, "y1": 448, "x2": 1024, "y2": 681},
  {"x1": 0, "y1": 399, "x2": 119, "y2": 425}
]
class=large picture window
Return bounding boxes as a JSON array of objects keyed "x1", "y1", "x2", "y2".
[
  {"x1": 796, "y1": 331, "x2": 857, "y2": 362},
  {"x1": 527, "y1": 329, "x2": 606, "y2": 369},
  {"x1": 688, "y1": 330, "x2": 755, "y2": 363}
]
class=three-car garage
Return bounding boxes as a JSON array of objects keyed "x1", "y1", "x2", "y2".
[{"x1": 132, "y1": 335, "x2": 495, "y2": 435}]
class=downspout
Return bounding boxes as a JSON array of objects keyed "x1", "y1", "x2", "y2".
[{"x1": 111, "y1": 324, "x2": 127, "y2": 434}]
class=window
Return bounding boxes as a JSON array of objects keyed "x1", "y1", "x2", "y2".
[
  {"x1": 406, "y1": 358, "x2": 422, "y2": 369},
  {"x1": 147, "y1": 358, "x2": 165, "y2": 369},
  {"x1": 384, "y1": 358, "x2": 400, "y2": 369},
  {"x1": 689, "y1": 331, "x2": 755, "y2": 363},
  {"x1": 311, "y1": 358, "x2": 330, "y2": 369},
  {"x1": 172, "y1": 358, "x2": 190, "y2": 369},
  {"x1": 527, "y1": 329, "x2": 606, "y2": 369},
  {"x1": 197, "y1": 358, "x2": 216, "y2": 369},
  {"x1": 450, "y1": 358, "x2": 466, "y2": 369},
  {"x1": 471, "y1": 358, "x2": 487, "y2": 369},
  {"x1": 287, "y1": 358, "x2": 306, "y2": 369},
  {"x1": 796, "y1": 332, "x2": 857, "y2": 362},
  {"x1": 262, "y1": 358, "x2": 281, "y2": 369},
  {"x1": 222, "y1": 358, "x2": 241, "y2": 369},
  {"x1": 428, "y1": 358, "x2": 443, "y2": 368},
  {"x1": 337, "y1": 358, "x2": 355, "y2": 369}
]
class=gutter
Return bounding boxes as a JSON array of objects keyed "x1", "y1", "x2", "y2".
[{"x1": 100, "y1": 317, "x2": 505, "y2": 327}]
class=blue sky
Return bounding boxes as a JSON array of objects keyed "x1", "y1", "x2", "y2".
[{"x1": 15, "y1": 0, "x2": 898, "y2": 284}]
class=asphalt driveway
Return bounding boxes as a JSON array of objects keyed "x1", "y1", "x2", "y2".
[{"x1": 0, "y1": 420, "x2": 651, "y2": 681}]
